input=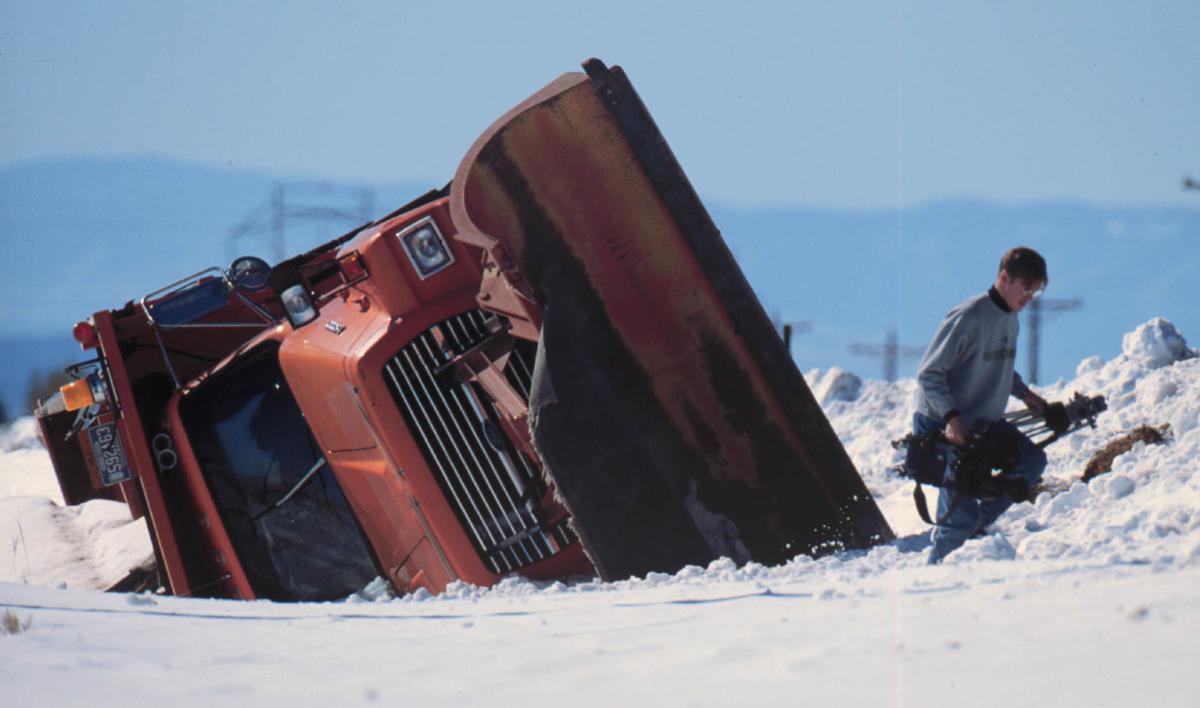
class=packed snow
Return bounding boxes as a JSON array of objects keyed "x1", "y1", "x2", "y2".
[{"x1": 2, "y1": 319, "x2": 1197, "y2": 706}]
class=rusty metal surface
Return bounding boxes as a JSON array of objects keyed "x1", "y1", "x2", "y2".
[{"x1": 451, "y1": 60, "x2": 893, "y2": 580}]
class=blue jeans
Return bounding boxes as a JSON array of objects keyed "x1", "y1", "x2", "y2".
[{"x1": 912, "y1": 413, "x2": 1046, "y2": 564}]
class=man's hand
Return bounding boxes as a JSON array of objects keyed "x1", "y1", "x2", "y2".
[
  {"x1": 1021, "y1": 389, "x2": 1048, "y2": 414},
  {"x1": 945, "y1": 415, "x2": 968, "y2": 447}
]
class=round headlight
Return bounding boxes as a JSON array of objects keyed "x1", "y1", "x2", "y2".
[{"x1": 400, "y1": 220, "x2": 453, "y2": 278}]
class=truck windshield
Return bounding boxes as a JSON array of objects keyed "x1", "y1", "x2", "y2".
[{"x1": 178, "y1": 342, "x2": 378, "y2": 600}]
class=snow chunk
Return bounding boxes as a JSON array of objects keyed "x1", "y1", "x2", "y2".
[
  {"x1": 1076, "y1": 355, "x2": 1104, "y2": 376},
  {"x1": 0, "y1": 417, "x2": 43, "y2": 452},
  {"x1": 1106, "y1": 475, "x2": 1136, "y2": 500},
  {"x1": 805, "y1": 367, "x2": 862, "y2": 405},
  {"x1": 1121, "y1": 318, "x2": 1195, "y2": 369},
  {"x1": 348, "y1": 576, "x2": 397, "y2": 603},
  {"x1": 951, "y1": 534, "x2": 1017, "y2": 562},
  {"x1": 125, "y1": 592, "x2": 157, "y2": 606},
  {"x1": 1045, "y1": 481, "x2": 1092, "y2": 516}
]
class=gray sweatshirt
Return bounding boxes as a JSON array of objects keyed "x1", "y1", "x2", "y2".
[{"x1": 915, "y1": 287, "x2": 1030, "y2": 427}]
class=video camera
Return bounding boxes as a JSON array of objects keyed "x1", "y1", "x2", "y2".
[
  {"x1": 891, "y1": 393, "x2": 1106, "y2": 523},
  {"x1": 894, "y1": 418, "x2": 1032, "y2": 503}
]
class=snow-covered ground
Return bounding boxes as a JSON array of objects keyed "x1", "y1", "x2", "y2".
[{"x1": 2, "y1": 319, "x2": 1197, "y2": 706}]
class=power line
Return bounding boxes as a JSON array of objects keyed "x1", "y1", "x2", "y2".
[
  {"x1": 849, "y1": 329, "x2": 924, "y2": 382},
  {"x1": 228, "y1": 182, "x2": 376, "y2": 263}
]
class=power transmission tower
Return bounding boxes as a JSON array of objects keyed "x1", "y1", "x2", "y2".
[
  {"x1": 1025, "y1": 297, "x2": 1083, "y2": 384},
  {"x1": 229, "y1": 182, "x2": 376, "y2": 263},
  {"x1": 849, "y1": 329, "x2": 924, "y2": 382}
]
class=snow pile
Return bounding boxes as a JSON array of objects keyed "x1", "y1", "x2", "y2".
[
  {"x1": 0, "y1": 418, "x2": 152, "y2": 589},
  {"x1": 820, "y1": 317, "x2": 1199, "y2": 568},
  {"x1": 0, "y1": 417, "x2": 63, "y2": 503},
  {"x1": 2, "y1": 416, "x2": 45, "y2": 452},
  {"x1": 1004, "y1": 319, "x2": 1200, "y2": 567},
  {"x1": 0, "y1": 495, "x2": 153, "y2": 589},
  {"x1": 1120, "y1": 316, "x2": 1196, "y2": 369}
]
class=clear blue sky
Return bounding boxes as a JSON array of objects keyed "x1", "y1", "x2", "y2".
[{"x1": 2, "y1": 1, "x2": 1197, "y2": 208}]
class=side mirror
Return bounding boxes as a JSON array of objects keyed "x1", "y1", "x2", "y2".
[
  {"x1": 280, "y1": 284, "x2": 318, "y2": 328},
  {"x1": 229, "y1": 256, "x2": 271, "y2": 292}
]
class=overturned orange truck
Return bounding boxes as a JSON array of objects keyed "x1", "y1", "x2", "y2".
[{"x1": 36, "y1": 60, "x2": 894, "y2": 600}]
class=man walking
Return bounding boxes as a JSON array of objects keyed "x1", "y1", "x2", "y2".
[{"x1": 914, "y1": 247, "x2": 1049, "y2": 563}]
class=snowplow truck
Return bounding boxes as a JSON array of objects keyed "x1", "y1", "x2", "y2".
[{"x1": 35, "y1": 59, "x2": 894, "y2": 601}]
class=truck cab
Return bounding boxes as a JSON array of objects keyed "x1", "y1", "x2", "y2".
[{"x1": 40, "y1": 191, "x2": 589, "y2": 600}]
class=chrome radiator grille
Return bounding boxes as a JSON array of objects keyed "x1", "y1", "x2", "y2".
[{"x1": 383, "y1": 310, "x2": 572, "y2": 574}]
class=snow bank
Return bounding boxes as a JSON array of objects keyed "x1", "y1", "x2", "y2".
[
  {"x1": 0, "y1": 418, "x2": 152, "y2": 589},
  {"x1": 0, "y1": 417, "x2": 64, "y2": 503},
  {"x1": 1003, "y1": 319, "x2": 1200, "y2": 567},
  {"x1": 835, "y1": 317, "x2": 1200, "y2": 569},
  {"x1": 0, "y1": 318, "x2": 1196, "y2": 596}
]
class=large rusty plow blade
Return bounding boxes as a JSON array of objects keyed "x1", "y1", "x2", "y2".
[{"x1": 451, "y1": 59, "x2": 893, "y2": 581}]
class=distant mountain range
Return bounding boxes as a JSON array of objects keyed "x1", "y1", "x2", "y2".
[{"x1": 1, "y1": 156, "x2": 1196, "y2": 416}]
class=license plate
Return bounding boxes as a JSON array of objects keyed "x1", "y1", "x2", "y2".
[{"x1": 87, "y1": 422, "x2": 133, "y2": 486}]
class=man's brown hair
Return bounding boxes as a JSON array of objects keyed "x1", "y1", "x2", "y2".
[{"x1": 999, "y1": 247, "x2": 1048, "y2": 287}]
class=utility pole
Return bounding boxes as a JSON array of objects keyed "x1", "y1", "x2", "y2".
[
  {"x1": 1025, "y1": 297, "x2": 1083, "y2": 384},
  {"x1": 271, "y1": 185, "x2": 285, "y2": 263},
  {"x1": 781, "y1": 320, "x2": 813, "y2": 352},
  {"x1": 849, "y1": 329, "x2": 923, "y2": 382}
]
